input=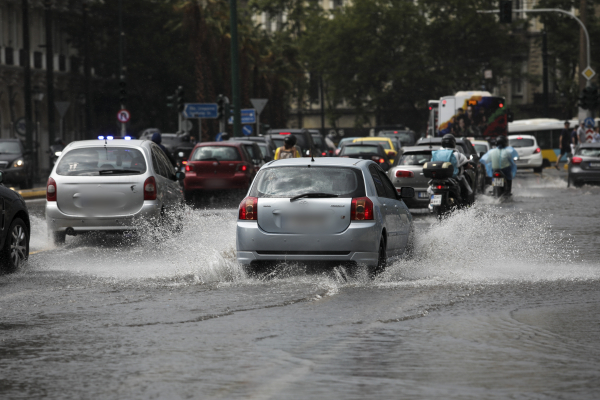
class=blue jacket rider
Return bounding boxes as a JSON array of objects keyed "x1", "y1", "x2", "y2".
[
  {"x1": 480, "y1": 135, "x2": 518, "y2": 194},
  {"x1": 431, "y1": 134, "x2": 473, "y2": 198}
]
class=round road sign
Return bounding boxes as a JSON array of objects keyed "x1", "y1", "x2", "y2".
[
  {"x1": 117, "y1": 109, "x2": 131, "y2": 123},
  {"x1": 14, "y1": 117, "x2": 27, "y2": 137}
]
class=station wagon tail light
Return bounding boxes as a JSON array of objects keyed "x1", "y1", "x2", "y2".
[
  {"x1": 395, "y1": 170, "x2": 414, "y2": 178},
  {"x1": 46, "y1": 177, "x2": 57, "y2": 201},
  {"x1": 572, "y1": 157, "x2": 583, "y2": 165},
  {"x1": 239, "y1": 197, "x2": 258, "y2": 220},
  {"x1": 351, "y1": 197, "x2": 373, "y2": 221},
  {"x1": 144, "y1": 176, "x2": 157, "y2": 200},
  {"x1": 185, "y1": 164, "x2": 194, "y2": 172},
  {"x1": 534, "y1": 147, "x2": 541, "y2": 154}
]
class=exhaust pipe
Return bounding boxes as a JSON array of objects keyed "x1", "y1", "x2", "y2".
[{"x1": 65, "y1": 227, "x2": 77, "y2": 236}]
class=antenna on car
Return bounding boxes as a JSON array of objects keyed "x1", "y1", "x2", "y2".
[{"x1": 311, "y1": 148, "x2": 315, "y2": 162}]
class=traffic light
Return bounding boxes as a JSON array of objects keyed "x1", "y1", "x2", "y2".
[
  {"x1": 217, "y1": 94, "x2": 225, "y2": 120},
  {"x1": 119, "y1": 81, "x2": 127, "y2": 105},
  {"x1": 499, "y1": 0, "x2": 512, "y2": 24},
  {"x1": 166, "y1": 94, "x2": 175, "y2": 109},
  {"x1": 579, "y1": 85, "x2": 599, "y2": 110},
  {"x1": 176, "y1": 86, "x2": 185, "y2": 113},
  {"x1": 578, "y1": 91, "x2": 587, "y2": 109}
]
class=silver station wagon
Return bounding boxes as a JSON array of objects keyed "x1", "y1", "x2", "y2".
[
  {"x1": 236, "y1": 157, "x2": 415, "y2": 274},
  {"x1": 46, "y1": 139, "x2": 183, "y2": 244}
]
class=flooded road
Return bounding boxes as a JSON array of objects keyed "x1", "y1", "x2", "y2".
[{"x1": 1, "y1": 169, "x2": 599, "y2": 399}]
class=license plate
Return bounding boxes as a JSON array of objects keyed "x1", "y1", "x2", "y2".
[
  {"x1": 417, "y1": 192, "x2": 428, "y2": 199},
  {"x1": 492, "y1": 178, "x2": 505, "y2": 187},
  {"x1": 430, "y1": 195, "x2": 442, "y2": 206},
  {"x1": 590, "y1": 163, "x2": 600, "y2": 168},
  {"x1": 285, "y1": 215, "x2": 325, "y2": 230}
]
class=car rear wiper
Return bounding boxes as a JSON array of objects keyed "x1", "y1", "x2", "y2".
[
  {"x1": 98, "y1": 169, "x2": 142, "y2": 175},
  {"x1": 290, "y1": 192, "x2": 339, "y2": 202}
]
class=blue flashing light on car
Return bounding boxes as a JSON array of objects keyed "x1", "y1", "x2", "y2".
[
  {"x1": 98, "y1": 135, "x2": 105, "y2": 140},
  {"x1": 124, "y1": 136, "x2": 132, "y2": 140},
  {"x1": 107, "y1": 136, "x2": 114, "y2": 140}
]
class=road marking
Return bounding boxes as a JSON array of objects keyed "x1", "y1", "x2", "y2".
[{"x1": 29, "y1": 248, "x2": 51, "y2": 255}]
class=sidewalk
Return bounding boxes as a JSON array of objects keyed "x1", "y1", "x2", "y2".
[{"x1": 16, "y1": 187, "x2": 47, "y2": 200}]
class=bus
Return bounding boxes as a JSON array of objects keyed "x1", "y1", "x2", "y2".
[
  {"x1": 508, "y1": 118, "x2": 583, "y2": 166},
  {"x1": 437, "y1": 91, "x2": 509, "y2": 138},
  {"x1": 427, "y1": 100, "x2": 439, "y2": 137}
]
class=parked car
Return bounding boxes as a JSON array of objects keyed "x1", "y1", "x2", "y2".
[
  {"x1": 236, "y1": 157, "x2": 415, "y2": 275},
  {"x1": 352, "y1": 137, "x2": 399, "y2": 163},
  {"x1": 265, "y1": 129, "x2": 319, "y2": 157},
  {"x1": 339, "y1": 143, "x2": 392, "y2": 171},
  {"x1": 0, "y1": 139, "x2": 33, "y2": 189},
  {"x1": 378, "y1": 130, "x2": 418, "y2": 147},
  {"x1": 46, "y1": 140, "x2": 184, "y2": 245},
  {"x1": 388, "y1": 146, "x2": 440, "y2": 208},
  {"x1": 183, "y1": 142, "x2": 258, "y2": 202},
  {"x1": 508, "y1": 134, "x2": 544, "y2": 173},
  {"x1": 0, "y1": 171, "x2": 30, "y2": 273},
  {"x1": 568, "y1": 143, "x2": 600, "y2": 187},
  {"x1": 416, "y1": 137, "x2": 486, "y2": 193}
]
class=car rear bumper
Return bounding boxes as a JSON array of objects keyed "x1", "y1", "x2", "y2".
[
  {"x1": 184, "y1": 174, "x2": 251, "y2": 191},
  {"x1": 236, "y1": 220, "x2": 380, "y2": 266},
  {"x1": 569, "y1": 166, "x2": 600, "y2": 184},
  {"x1": 45, "y1": 201, "x2": 161, "y2": 232},
  {"x1": 516, "y1": 153, "x2": 543, "y2": 168}
]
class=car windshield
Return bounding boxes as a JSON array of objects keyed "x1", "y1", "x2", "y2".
[
  {"x1": 0, "y1": 141, "x2": 22, "y2": 154},
  {"x1": 341, "y1": 145, "x2": 380, "y2": 155},
  {"x1": 192, "y1": 146, "x2": 241, "y2": 161},
  {"x1": 399, "y1": 152, "x2": 432, "y2": 166},
  {"x1": 250, "y1": 167, "x2": 364, "y2": 198},
  {"x1": 509, "y1": 138, "x2": 535, "y2": 147},
  {"x1": 577, "y1": 148, "x2": 600, "y2": 157},
  {"x1": 474, "y1": 144, "x2": 488, "y2": 154},
  {"x1": 355, "y1": 140, "x2": 391, "y2": 149},
  {"x1": 56, "y1": 147, "x2": 147, "y2": 176}
]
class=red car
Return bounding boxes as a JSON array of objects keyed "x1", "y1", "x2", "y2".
[{"x1": 183, "y1": 142, "x2": 258, "y2": 201}]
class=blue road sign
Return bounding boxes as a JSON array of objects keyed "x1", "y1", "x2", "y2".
[
  {"x1": 242, "y1": 125, "x2": 253, "y2": 136},
  {"x1": 183, "y1": 103, "x2": 218, "y2": 119},
  {"x1": 584, "y1": 117, "x2": 595, "y2": 128},
  {"x1": 228, "y1": 109, "x2": 256, "y2": 124},
  {"x1": 215, "y1": 132, "x2": 224, "y2": 142}
]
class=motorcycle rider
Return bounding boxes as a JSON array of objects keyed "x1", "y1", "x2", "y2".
[
  {"x1": 431, "y1": 134, "x2": 474, "y2": 201},
  {"x1": 480, "y1": 135, "x2": 518, "y2": 195},
  {"x1": 49, "y1": 138, "x2": 66, "y2": 165},
  {"x1": 274, "y1": 135, "x2": 301, "y2": 160}
]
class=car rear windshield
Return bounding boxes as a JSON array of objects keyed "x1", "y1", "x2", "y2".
[
  {"x1": 191, "y1": 146, "x2": 241, "y2": 161},
  {"x1": 271, "y1": 134, "x2": 309, "y2": 153},
  {"x1": 341, "y1": 145, "x2": 380, "y2": 155},
  {"x1": 380, "y1": 131, "x2": 414, "y2": 145},
  {"x1": 509, "y1": 138, "x2": 535, "y2": 148},
  {"x1": 474, "y1": 144, "x2": 488, "y2": 154},
  {"x1": 312, "y1": 135, "x2": 325, "y2": 149},
  {"x1": 250, "y1": 166, "x2": 365, "y2": 198},
  {"x1": 355, "y1": 140, "x2": 391, "y2": 149},
  {"x1": 0, "y1": 141, "x2": 21, "y2": 154},
  {"x1": 398, "y1": 151, "x2": 432, "y2": 166},
  {"x1": 577, "y1": 148, "x2": 600, "y2": 157},
  {"x1": 56, "y1": 147, "x2": 147, "y2": 176}
]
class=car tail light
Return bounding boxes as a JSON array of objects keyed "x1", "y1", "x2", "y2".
[
  {"x1": 322, "y1": 152, "x2": 326, "y2": 156},
  {"x1": 572, "y1": 157, "x2": 582, "y2": 165},
  {"x1": 379, "y1": 158, "x2": 385, "y2": 164},
  {"x1": 47, "y1": 177, "x2": 57, "y2": 201},
  {"x1": 144, "y1": 176, "x2": 157, "y2": 200},
  {"x1": 534, "y1": 147, "x2": 541, "y2": 154},
  {"x1": 436, "y1": 185, "x2": 449, "y2": 190},
  {"x1": 182, "y1": 160, "x2": 188, "y2": 165},
  {"x1": 493, "y1": 172, "x2": 502, "y2": 177},
  {"x1": 237, "y1": 164, "x2": 248, "y2": 172},
  {"x1": 279, "y1": 132, "x2": 291, "y2": 135},
  {"x1": 185, "y1": 164, "x2": 194, "y2": 172},
  {"x1": 239, "y1": 197, "x2": 258, "y2": 220},
  {"x1": 351, "y1": 197, "x2": 374, "y2": 221},
  {"x1": 395, "y1": 170, "x2": 414, "y2": 178}
]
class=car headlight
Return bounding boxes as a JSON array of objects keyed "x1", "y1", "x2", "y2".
[{"x1": 12, "y1": 159, "x2": 24, "y2": 168}]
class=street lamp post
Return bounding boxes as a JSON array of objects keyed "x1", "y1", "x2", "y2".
[{"x1": 32, "y1": 86, "x2": 44, "y2": 182}]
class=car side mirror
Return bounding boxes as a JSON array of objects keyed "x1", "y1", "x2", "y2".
[
  {"x1": 398, "y1": 186, "x2": 415, "y2": 199},
  {"x1": 175, "y1": 171, "x2": 185, "y2": 181}
]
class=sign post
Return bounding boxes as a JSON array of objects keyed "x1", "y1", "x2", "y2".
[{"x1": 250, "y1": 98, "x2": 268, "y2": 135}]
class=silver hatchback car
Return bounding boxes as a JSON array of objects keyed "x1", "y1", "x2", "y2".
[
  {"x1": 236, "y1": 158, "x2": 415, "y2": 273},
  {"x1": 46, "y1": 139, "x2": 183, "y2": 244}
]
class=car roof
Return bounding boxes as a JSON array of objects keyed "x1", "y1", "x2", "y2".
[
  {"x1": 353, "y1": 137, "x2": 392, "y2": 142},
  {"x1": 195, "y1": 141, "x2": 242, "y2": 148},
  {"x1": 65, "y1": 139, "x2": 148, "y2": 149},
  {"x1": 401, "y1": 146, "x2": 440, "y2": 153},
  {"x1": 508, "y1": 134, "x2": 536, "y2": 139},
  {"x1": 472, "y1": 140, "x2": 489, "y2": 144},
  {"x1": 264, "y1": 157, "x2": 370, "y2": 168}
]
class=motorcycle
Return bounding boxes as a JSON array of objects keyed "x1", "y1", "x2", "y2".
[
  {"x1": 424, "y1": 161, "x2": 474, "y2": 217},
  {"x1": 491, "y1": 169, "x2": 510, "y2": 198}
]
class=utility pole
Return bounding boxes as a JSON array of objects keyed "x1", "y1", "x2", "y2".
[
  {"x1": 21, "y1": 0, "x2": 33, "y2": 173},
  {"x1": 45, "y1": 0, "x2": 55, "y2": 145},
  {"x1": 320, "y1": 74, "x2": 325, "y2": 133},
  {"x1": 118, "y1": 0, "x2": 126, "y2": 135},
  {"x1": 579, "y1": 0, "x2": 587, "y2": 92},
  {"x1": 83, "y1": 1, "x2": 92, "y2": 138},
  {"x1": 542, "y1": 30, "x2": 549, "y2": 117},
  {"x1": 229, "y1": 0, "x2": 242, "y2": 137}
]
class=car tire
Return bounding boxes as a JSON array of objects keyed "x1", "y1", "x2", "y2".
[
  {"x1": 533, "y1": 166, "x2": 543, "y2": 173},
  {"x1": 51, "y1": 231, "x2": 66, "y2": 246},
  {"x1": 369, "y1": 238, "x2": 387, "y2": 278},
  {"x1": 1, "y1": 218, "x2": 29, "y2": 273}
]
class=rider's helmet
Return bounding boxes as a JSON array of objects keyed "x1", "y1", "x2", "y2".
[
  {"x1": 441, "y1": 134, "x2": 456, "y2": 149},
  {"x1": 284, "y1": 135, "x2": 297, "y2": 147},
  {"x1": 54, "y1": 137, "x2": 65, "y2": 146},
  {"x1": 496, "y1": 135, "x2": 508, "y2": 148}
]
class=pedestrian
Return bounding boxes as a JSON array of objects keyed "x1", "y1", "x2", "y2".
[
  {"x1": 593, "y1": 126, "x2": 600, "y2": 143},
  {"x1": 571, "y1": 124, "x2": 579, "y2": 154},
  {"x1": 555, "y1": 121, "x2": 572, "y2": 170},
  {"x1": 274, "y1": 135, "x2": 301, "y2": 160},
  {"x1": 578, "y1": 122, "x2": 586, "y2": 145}
]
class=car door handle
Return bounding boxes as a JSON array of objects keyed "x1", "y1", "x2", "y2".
[{"x1": 272, "y1": 210, "x2": 281, "y2": 215}]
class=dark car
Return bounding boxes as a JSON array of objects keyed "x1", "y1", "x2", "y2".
[
  {"x1": 0, "y1": 139, "x2": 33, "y2": 189},
  {"x1": 378, "y1": 130, "x2": 418, "y2": 147},
  {"x1": 310, "y1": 131, "x2": 335, "y2": 157},
  {"x1": 183, "y1": 142, "x2": 259, "y2": 202},
  {"x1": 266, "y1": 129, "x2": 319, "y2": 157},
  {"x1": 138, "y1": 132, "x2": 194, "y2": 166},
  {"x1": 416, "y1": 137, "x2": 486, "y2": 194},
  {"x1": 229, "y1": 137, "x2": 276, "y2": 162},
  {"x1": 229, "y1": 140, "x2": 265, "y2": 168},
  {"x1": 0, "y1": 171, "x2": 30, "y2": 273},
  {"x1": 339, "y1": 143, "x2": 392, "y2": 171},
  {"x1": 568, "y1": 143, "x2": 600, "y2": 187}
]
